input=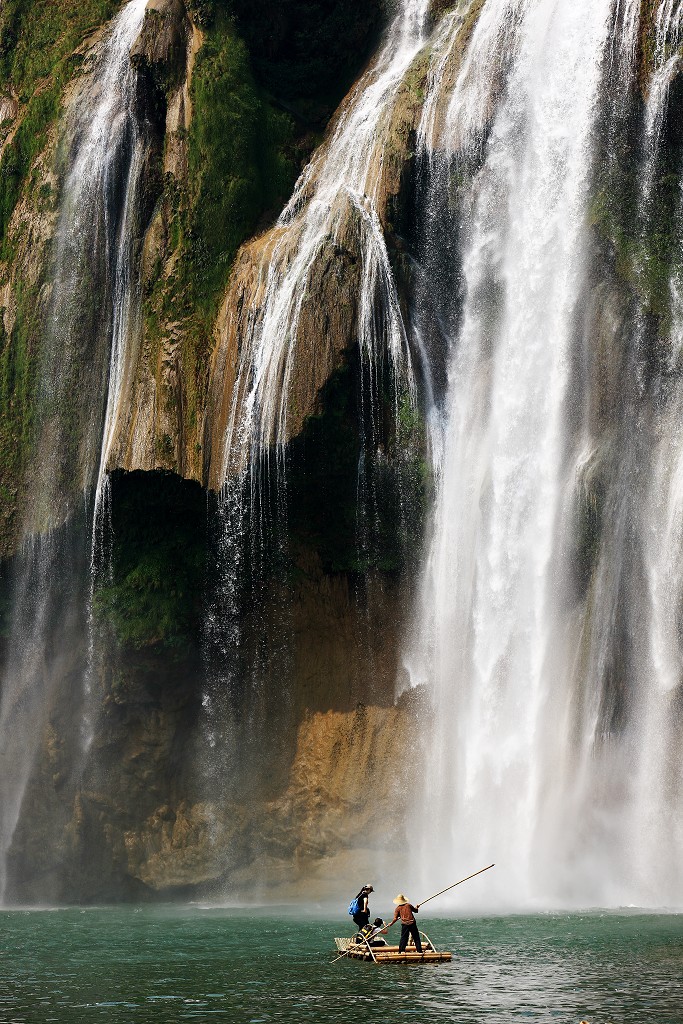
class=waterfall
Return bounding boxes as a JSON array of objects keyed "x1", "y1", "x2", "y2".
[
  {"x1": 646, "y1": 1, "x2": 683, "y2": 143},
  {"x1": 46, "y1": 0, "x2": 149, "y2": 516},
  {"x1": 217, "y1": 0, "x2": 426, "y2": 481},
  {"x1": 200, "y1": 0, "x2": 431, "y2": 875},
  {"x1": 402, "y1": 0, "x2": 680, "y2": 907},
  {"x1": 627, "y1": 4, "x2": 683, "y2": 903},
  {"x1": 633, "y1": 349, "x2": 683, "y2": 898},
  {"x1": 0, "y1": 0, "x2": 148, "y2": 903},
  {"x1": 197, "y1": 0, "x2": 436, "y2": 880},
  {"x1": 3, "y1": 0, "x2": 683, "y2": 907}
]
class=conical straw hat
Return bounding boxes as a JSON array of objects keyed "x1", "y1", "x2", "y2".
[{"x1": 393, "y1": 893, "x2": 408, "y2": 905}]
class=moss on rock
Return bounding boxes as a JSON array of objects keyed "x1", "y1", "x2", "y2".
[
  {"x1": 228, "y1": 0, "x2": 384, "y2": 124},
  {"x1": 94, "y1": 470, "x2": 207, "y2": 653},
  {"x1": 0, "y1": 0, "x2": 120, "y2": 248}
]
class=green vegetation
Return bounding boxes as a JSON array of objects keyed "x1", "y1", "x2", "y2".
[
  {"x1": 94, "y1": 470, "x2": 207, "y2": 653},
  {"x1": 144, "y1": 0, "x2": 383, "y2": 332},
  {"x1": 286, "y1": 353, "x2": 429, "y2": 576},
  {"x1": 636, "y1": 0, "x2": 678, "y2": 94},
  {"x1": 0, "y1": 0, "x2": 117, "y2": 95},
  {"x1": 0, "y1": 0, "x2": 119, "y2": 249},
  {"x1": 185, "y1": 14, "x2": 295, "y2": 314},
  {"x1": 141, "y1": 7, "x2": 322, "y2": 470},
  {"x1": 590, "y1": 167, "x2": 683, "y2": 324},
  {"x1": 228, "y1": 0, "x2": 383, "y2": 123},
  {"x1": 0, "y1": 279, "x2": 42, "y2": 550},
  {"x1": 0, "y1": 81, "x2": 60, "y2": 251},
  {"x1": 0, "y1": 0, "x2": 391, "y2": 557},
  {"x1": 0, "y1": 1, "x2": 121, "y2": 527},
  {"x1": 589, "y1": 78, "x2": 683, "y2": 334}
]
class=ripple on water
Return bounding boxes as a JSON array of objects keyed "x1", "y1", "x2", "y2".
[{"x1": 0, "y1": 909, "x2": 682, "y2": 1023}]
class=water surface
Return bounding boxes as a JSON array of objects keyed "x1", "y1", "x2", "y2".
[{"x1": 0, "y1": 907, "x2": 681, "y2": 1022}]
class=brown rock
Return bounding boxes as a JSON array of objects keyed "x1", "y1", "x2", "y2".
[
  {"x1": 110, "y1": 23, "x2": 206, "y2": 484},
  {"x1": 0, "y1": 93, "x2": 19, "y2": 161},
  {"x1": 205, "y1": 193, "x2": 365, "y2": 485}
]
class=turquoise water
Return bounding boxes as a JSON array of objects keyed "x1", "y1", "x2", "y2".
[{"x1": 0, "y1": 907, "x2": 681, "y2": 1022}]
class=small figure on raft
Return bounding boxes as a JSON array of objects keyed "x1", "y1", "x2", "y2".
[
  {"x1": 358, "y1": 918, "x2": 388, "y2": 947},
  {"x1": 391, "y1": 893, "x2": 423, "y2": 954},
  {"x1": 348, "y1": 884, "x2": 374, "y2": 931},
  {"x1": 336, "y1": 865, "x2": 494, "y2": 964}
]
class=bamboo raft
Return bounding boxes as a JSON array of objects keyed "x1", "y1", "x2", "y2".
[{"x1": 334, "y1": 931, "x2": 452, "y2": 964}]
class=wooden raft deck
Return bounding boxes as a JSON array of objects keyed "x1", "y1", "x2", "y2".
[{"x1": 334, "y1": 934, "x2": 452, "y2": 964}]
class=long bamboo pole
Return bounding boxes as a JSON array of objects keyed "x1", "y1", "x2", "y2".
[
  {"x1": 417, "y1": 863, "x2": 495, "y2": 906},
  {"x1": 332, "y1": 863, "x2": 495, "y2": 963}
]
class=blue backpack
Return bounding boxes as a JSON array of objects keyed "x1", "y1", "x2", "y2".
[{"x1": 348, "y1": 896, "x2": 362, "y2": 916}]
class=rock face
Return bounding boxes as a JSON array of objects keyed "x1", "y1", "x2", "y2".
[
  {"x1": 108, "y1": 0, "x2": 393, "y2": 490},
  {"x1": 108, "y1": 3, "x2": 204, "y2": 482},
  {"x1": 0, "y1": 122, "x2": 62, "y2": 546},
  {"x1": 0, "y1": 0, "x2": 348, "y2": 548},
  {"x1": 118, "y1": 700, "x2": 418, "y2": 898},
  {"x1": 0, "y1": 0, "x2": 430, "y2": 535},
  {"x1": 6, "y1": 492, "x2": 419, "y2": 901},
  {"x1": 0, "y1": 0, "x2": 428, "y2": 903},
  {"x1": 0, "y1": 93, "x2": 19, "y2": 161},
  {"x1": 7, "y1": 0, "x2": 682, "y2": 905},
  {"x1": 131, "y1": 0, "x2": 189, "y2": 82},
  {"x1": 205, "y1": 201, "x2": 367, "y2": 483}
]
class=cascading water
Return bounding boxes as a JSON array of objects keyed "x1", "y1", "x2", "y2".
[
  {"x1": 403, "y1": 0, "x2": 683, "y2": 908},
  {"x1": 625, "y1": 5, "x2": 683, "y2": 902},
  {"x1": 30, "y1": 0, "x2": 149, "y2": 522},
  {"x1": 201, "y1": 0, "x2": 430, "y2": 823},
  {"x1": 3, "y1": 0, "x2": 683, "y2": 909},
  {"x1": 0, "y1": 0, "x2": 149, "y2": 903},
  {"x1": 72, "y1": 0, "x2": 150, "y2": 743},
  {"x1": 646, "y1": 0, "x2": 683, "y2": 143},
  {"x1": 218, "y1": 0, "x2": 427, "y2": 478}
]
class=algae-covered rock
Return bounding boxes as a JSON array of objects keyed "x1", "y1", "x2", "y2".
[
  {"x1": 0, "y1": 0, "x2": 458, "y2": 910},
  {"x1": 131, "y1": 0, "x2": 190, "y2": 91},
  {"x1": 0, "y1": 93, "x2": 19, "y2": 161}
]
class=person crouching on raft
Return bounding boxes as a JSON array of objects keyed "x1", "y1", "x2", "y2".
[
  {"x1": 359, "y1": 918, "x2": 388, "y2": 947},
  {"x1": 391, "y1": 894, "x2": 422, "y2": 953}
]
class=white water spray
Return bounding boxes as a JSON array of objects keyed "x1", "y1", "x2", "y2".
[
  {"x1": 625, "y1": 3, "x2": 683, "y2": 905},
  {"x1": 646, "y1": 1, "x2": 683, "y2": 142},
  {"x1": 405, "y1": 0, "x2": 629, "y2": 907},
  {"x1": 0, "y1": 0, "x2": 148, "y2": 902},
  {"x1": 54, "y1": 0, "x2": 148, "y2": 513},
  {"x1": 218, "y1": 0, "x2": 427, "y2": 482}
]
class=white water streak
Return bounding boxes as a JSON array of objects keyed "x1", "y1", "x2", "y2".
[
  {"x1": 407, "y1": 0, "x2": 616, "y2": 907},
  {"x1": 646, "y1": 2, "x2": 683, "y2": 144},
  {"x1": 220, "y1": 0, "x2": 427, "y2": 481},
  {"x1": 417, "y1": 8, "x2": 463, "y2": 154},
  {"x1": 610, "y1": 0, "x2": 641, "y2": 71},
  {"x1": 629, "y1": 2, "x2": 683, "y2": 902},
  {"x1": 0, "y1": 0, "x2": 148, "y2": 901},
  {"x1": 68, "y1": 0, "x2": 148, "y2": 513},
  {"x1": 442, "y1": 0, "x2": 525, "y2": 153}
]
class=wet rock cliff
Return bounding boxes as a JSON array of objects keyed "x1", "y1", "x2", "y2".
[
  {"x1": 2, "y1": 0, "x2": 681, "y2": 904},
  {"x1": 0, "y1": 0, "x2": 427, "y2": 903}
]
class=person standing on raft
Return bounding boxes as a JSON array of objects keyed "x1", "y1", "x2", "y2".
[
  {"x1": 391, "y1": 894, "x2": 423, "y2": 954},
  {"x1": 351, "y1": 885, "x2": 374, "y2": 931}
]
